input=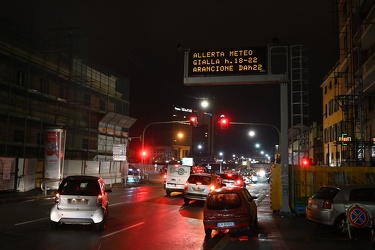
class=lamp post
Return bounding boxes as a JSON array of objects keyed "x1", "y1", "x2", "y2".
[
  {"x1": 219, "y1": 152, "x2": 223, "y2": 173},
  {"x1": 201, "y1": 100, "x2": 214, "y2": 158}
]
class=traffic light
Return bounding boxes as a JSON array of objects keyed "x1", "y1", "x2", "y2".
[
  {"x1": 219, "y1": 116, "x2": 229, "y2": 129},
  {"x1": 189, "y1": 116, "x2": 198, "y2": 127},
  {"x1": 302, "y1": 157, "x2": 310, "y2": 166},
  {"x1": 141, "y1": 150, "x2": 147, "y2": 158}
]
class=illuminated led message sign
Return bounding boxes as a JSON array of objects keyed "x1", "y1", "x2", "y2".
[{"x1": 188, "y1": 47, "x2": 267, "y2": 77}]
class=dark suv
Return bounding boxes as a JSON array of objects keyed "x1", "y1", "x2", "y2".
[
  {"x1": 50, "y1": 175, "x2": 112, "y2": 231},
  {"x1": 183, "y1": 173, "x2": 223, "y2": 205}
]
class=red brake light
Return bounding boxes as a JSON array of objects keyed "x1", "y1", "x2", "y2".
[
  {"x1": 235, "y1": 179, "x2": 242, "y2": 185},
  {"x1": 210, "y1": 185, "x2": 216, "y2": 191},
  {"x1": 227, "y1": 173, "x2": 232, "y2": 177},
  {"x1": 322, "y1": 200, "x2": 333, "y2": 209},
  {"x1": 54, "y1": 193, "x2": 60, "y2": 204},
  {"x1": 164, "y1": 173, "x2": 167, "y2": 179},
  {"x1": 97, "y1": 194, "x2": 103, "y2": 206},
  {"x1": 196, "y1": 182, "x2": 202, "y2": 185}
]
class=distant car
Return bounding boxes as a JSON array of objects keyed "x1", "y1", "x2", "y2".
[
  {"x1": 218, "y1": 172, "x2": 246, "y2": 187},
  {"x1": 306, "y1": 184, "x2": 375, "y2": 235},
  {"x1": 128, "y1": 165, "x2": 139, "y2": 175},
  {"x1": 50, "y1": 175, "x2": 112, "y2": 231},
  {"x1": 250, "y1": 174, "x2": 258, "y2": 184},
  {"x1": 203, "y1": 186, "x2": 258, "y2": 237},
  {"x1": 183, "y1": 173, "x2": 223, "y2": 205}
]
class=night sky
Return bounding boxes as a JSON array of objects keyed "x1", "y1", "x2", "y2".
[{"x1": 2, "y1": 1, "x2": 336, "y2": 158}]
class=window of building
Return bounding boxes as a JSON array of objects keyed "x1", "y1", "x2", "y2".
[
  {"x1": 17, "y1": 69, "x2": 27, "y2": 86},
  {"x1": 13, "y1": 130, "x2": 24, "y2": 142},
  {"x1": 40, "y1": 78, "x2": 49, "y2": 93},
  {"x1": 100, "y1": 99, "x2": 105, "y2": 111},
  {"x1": 84, "y1": 94, "x2": 91, "y2": 106}
]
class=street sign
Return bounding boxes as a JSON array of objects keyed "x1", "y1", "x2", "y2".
[{"x1": 347, "y1": 204, "x2": 370, "y2": 228}]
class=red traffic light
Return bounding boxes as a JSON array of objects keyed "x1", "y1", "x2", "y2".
[
  {"x1": 189, "y1": 116, "x2": 198, "y2": 127},
  {"x1": 141, "y1": 150, "x2": 147, "y2": 157},
  {"x1": 219, "y1": 116, "x2": 229, "y2": 129},
  {"x1": 302, "y1": 157, "x2": 310, "y2": 166}
]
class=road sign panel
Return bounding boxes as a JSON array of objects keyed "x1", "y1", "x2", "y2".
[{"x1": 347, "y1": 205, "x2": 369, "y2": 228}]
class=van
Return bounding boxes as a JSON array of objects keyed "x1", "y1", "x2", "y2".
[{"x1": 164, "y1": 164, "x2": 191, "y2": 196}]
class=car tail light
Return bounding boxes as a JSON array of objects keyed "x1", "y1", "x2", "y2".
[
  {"x1": 184, "y1": 182, "x2": 188, "y2": 190},
  {"x1": 97, "y1": 194, "x2": 103, "y2": 206},
  {"x1": 54, "y1": 193, "x2": 60, "y2": 204},
  {"x1": 235, "y1": 179, "x2": 242, "y2": 185},
  {"x1": 210, "y1": 185, "x2": 216, "y2": 191},
  {"x1": 322, "y1": 199, "x2": 333, "y2": 209},
  {"x1": 164, "y1": 173, "x2": 167, "y2": 179},
  {"x1": 196, "y1": 182, "x2": 202, "y2": 185}
]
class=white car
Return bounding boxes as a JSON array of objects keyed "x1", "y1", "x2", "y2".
[
  {"x1": 50, "y1": 175, "x2": 112, "y2": 231},
  {"x1": 250, "y1": 175, "x2": 258, "y2": 184},
  {"x1": 183, "y1": 173, "x2": 223, "y2": 205}
]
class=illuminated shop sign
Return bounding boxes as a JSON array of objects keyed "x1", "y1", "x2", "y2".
[
  {"x1": 338, "y1": 133, "x2": 351, "y2": 146},
  {"x1": 188, "y1": 47, "x2": 267, "y2": 76}
]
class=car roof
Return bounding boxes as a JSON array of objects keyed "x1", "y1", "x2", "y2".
[
  {"x1": 210, "y1": 186, "x2": 246, "y2": 194},
  {"x1": 336, "y1": 184, "x2": 375, "y2": 190},
  {"x1": 190, "y1": 173, "x2": 215, "y2": 176},
  {"x1": 63, "y1": 175, "x2": 102, "y2": 181}
]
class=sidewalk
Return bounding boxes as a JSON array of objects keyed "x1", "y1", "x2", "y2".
[{"x1": 0, "y1": 171, "x2": 161, "y2": 204}]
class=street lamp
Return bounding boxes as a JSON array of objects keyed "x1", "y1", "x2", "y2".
[
  {"x1": 249, "y1": 130, "x2": 255, "y2": 137},
  {"x1": 219, "y1": 152, "x2": 223, "y2": 173},
  {"x1": 200, "y1": 100, "x2": 214, "y2": 158}
]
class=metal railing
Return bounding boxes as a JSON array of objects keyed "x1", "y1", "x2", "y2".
[{"x1": 40, "y1": 179, "x2": 61, "y2": 196}]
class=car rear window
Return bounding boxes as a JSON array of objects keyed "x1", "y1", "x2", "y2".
[
  {"x1": 313, "y1": 187, "x2": 340, "y2": 199},
  {"x1": 206, "y1": 193, "x2": 242, "y2": 210},
  {"x1": 60, "y1": 180, "x2": 100, "y2": 195},
  {"x1": 219, "y1": 173, "x2": 238, "y2": 180},
  {"x1": 349, "y1": 188, "x2": 375, "y2": 202},
  {"x1": 188, "y1": 175, "x2": 211, "y2": 185}
]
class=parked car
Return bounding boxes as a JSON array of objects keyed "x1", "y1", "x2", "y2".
[
  {"x1": 306, "y1": 184, "x2": 375, "y2": 235},
  {"x1": 183, "y1": 173, "x2": 223, "y2": 205},
  {"x1": 203, "y1": 186, "x2": 258, "y2": 237},
  {"x1": 217, "y1": 172, "x2": 246, "y2": 187},
  {"x1": 50, "y1": 175, "x2": 112, "y2": 231}
]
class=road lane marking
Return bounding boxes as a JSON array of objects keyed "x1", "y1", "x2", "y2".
[
  {"x1": 100, "y1": 222, "x2": 145, "y2": 238},
  {"x1": 15, "y1": 217, "x2": 48, "y2": 226}
]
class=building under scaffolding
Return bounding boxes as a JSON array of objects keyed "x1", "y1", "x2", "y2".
[
  {"x1": 0, "y1": 17, "x2": 136, "y2": 161},
  {"x1": 321, "y1": 0, "x2": 375, "y2": 166}
]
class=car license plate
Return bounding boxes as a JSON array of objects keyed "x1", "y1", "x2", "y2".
[
  {"x1": 311, "y1": 204, "x2": 318, "y2": 209},
  {"x1": 68, "y1": 198, "x2": 88, "y2": 204},
  {"x1": 217, "y1": 222, "x2": 235, "y2": 227}
]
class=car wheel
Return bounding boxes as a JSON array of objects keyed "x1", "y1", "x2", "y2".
[
  {"x1": 96, "y1": 219, "x2": 105, "y2": 232},
  {"x1": 204, "y1": 228, "x2": 212, "y2": 236},
  {"x1": 184, "y1": 198, "x2": 190, "y2": 205},
  {"x1": 166, "y1": 190, "x2": 171, "y2": 196},
  {"x1": 334, "y1": 214, "x2": 350, "y2": 235},
  {"x1": 50, "y1": 221, "x2": 59, "y2": 229}
]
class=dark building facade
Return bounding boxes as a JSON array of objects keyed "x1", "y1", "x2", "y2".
[{"x1": 0, "y1": 18, "x2": 135, "y2": 161}]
